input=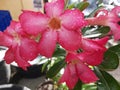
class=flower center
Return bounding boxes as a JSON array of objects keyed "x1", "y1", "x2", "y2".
[
  {"x1": 49, "y1": 18, "x2": 61, "y2": 30},
  {"x1": 71, "y1": 60, "x2": 79, "y2": 65}
]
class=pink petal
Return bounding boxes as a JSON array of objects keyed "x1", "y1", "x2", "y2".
[
  {"x1": 19, "y1": 11, "x2": 49, "y2": 35},
  {"x1": 45, "y1": 0, "x2": 64, "y2": 17},
  {"x1": 4, "y1": 47, "x2": 15, "y2": 64},
  {"x1": 93, "y1": 37, "x2": 109, "y2": 46},
  {"x1": 8, "y1": 21, "x2": 18, "y2": 29},
  {"x1": 110, "y1": 6, "x2": 120, "y2": 17},
  {"x1": 59, "y1": 65, "x2": 78, "y2": 89},
  {"x1": 65, "y1": 53, "x2": 79, "y2": 63},
  {"x1": 38, "y1": 30, "x2": 57, "y2": 58},
  {"x1": 4, "y1": 21, "x2": 26, "y2": 37},
  {"x1": 0, "y1": 32, "x2": 13, "y2": 47},
  {"x1": 58, "y1": 28, "x2": 81, "y2": 51},
  {"x1": 61, "y1": 9, "x2": 87, "y2": 30},
  {"x1": 76, "y1": 62, "x2": 98, "y2": 83},
  {"x1": 78, "y1": 51, "x2": 104, "y2": 65},
  {"x1": 81, "y1": 38, "x2": 106, "y2": 52},
  {"x1": 15, "y1": 46, "x2": 31, "y2": 70},
  {"x1": 110, "y1": 25, "x2": 120, "y2": 40},
  {"x1": 107, "y1": 6, "x2": 120, "y2": 40},
  {"x1": 19, "y1": 38, "x2": 38, "y2": 61}
]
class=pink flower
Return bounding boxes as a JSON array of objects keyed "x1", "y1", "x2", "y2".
[
  {"x1": 79, "y1": 37, "x2": 108, "y2": 65},
  {"x1": 59, "y1": 37, "x2": 108, "y2": 89},
  {"x1": 59, "y1": 53, "x2": 98, "y2": 89},
  {"x1": 86, "y1": 6, "x2": 120, "y2": 40},
  {"x1": 19, "y1": 0, "x2": 87, "y2": 58},
  {"x1": 0, "y1": 21, "x2": 38, "y2": 70}
]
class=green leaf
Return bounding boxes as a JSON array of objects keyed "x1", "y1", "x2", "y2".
[
  {"x1": 82, "y1": 83, "x2": 97, "y2": 90},
  {"x1": 76, "y1": 1, "x2": 89, "y2": 11},
  {"x1": 67, "y1": 3, "x2": 76, "y2": 9},
  {"x1": 108, "y1": 44, "x2": 120, "y2": 56},
  {"x1": 73, "y1": 80, "x2": 82, "y2": 90},
  {"x1": 46, "y1": 59, "x2": 66, "y2": 78},
  {"x1": 87, "y1": 6, "x2": 103, "y2": 17},
  {"x1": 99, "y1": 50, "x2": 119, "y2": 70},
  {"x1": 53, "y1": 45, "x2": 66, "y2": 57},
  {"x1": 42, "y1": 60, "x2": 51, "y2": 72},
  {"x1": 98, "y1": 26, "x2": 110, "y2": 36},
  {"x1": 94, "y1": 67, "x2": 120, "y2": 90}
]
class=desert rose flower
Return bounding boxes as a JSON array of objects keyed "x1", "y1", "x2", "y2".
[
  {"x1": 0, "y1": 21, "x2": 38, "y2": 70},
  {"x1": 19, "y1": 0, "x2": 87, "y2": 58},
  {"x1": 59, "y1": 53, "x2": 98, "y2": 89},
  {"x1": 79, "y1": 37, "x2": 108, "y2": 65},
  {"x1": 59, "y1": 37, "x2": 108, "y2": 89},
  {"x1": 86, "y1": 6, "x2": 120, "y2": 40}
]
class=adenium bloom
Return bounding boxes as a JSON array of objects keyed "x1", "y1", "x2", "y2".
[
  {"x1": 79, "y1": 37, "x2": 108, "y2": 65},
  {"x1": 86, "y1": 6, "x2": 120, "y2": 40},
  {"x1": 59, "y1": 53, "x2": 98, "y2": 89},
  {"x1": 0, "y1": 21, "x2": 38, "y2": 70},
  {"x1": 59, "y1": 37, "x2": 108, "y2": 89},
  {"x1": 19, "y1": 0, "x2": 87, "y2": 58}
]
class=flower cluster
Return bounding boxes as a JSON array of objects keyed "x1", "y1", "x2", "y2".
[{"x1": 0, "y1": 0, "x2": 120, "y2": 89}]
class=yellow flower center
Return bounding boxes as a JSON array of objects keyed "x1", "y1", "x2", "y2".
[{"x1": 49, "y1": 18, "x2": 61, "y2": 30}]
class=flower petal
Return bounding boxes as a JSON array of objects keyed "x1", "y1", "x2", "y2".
[
  {"x1": 4, "y1": 47, "x2": 15, "y2": 64},
  {"x1": 0, "y1": 32, "x2": 13, "y2": 47},
  {"x1": 19, "y1": 11, "x2": 49, "y2": 35},
  {"x1": 15, "y1": 46, "x2": 31, "y2": 70},
  {"x1": 76, "y1": 62, "x2": 98, "y2": 83},
  {"x1": 110, "y1": 6, "x2": 120, "y2": 17},
  {"x1": 58, "y1": 28, "x2": 81, "y2": 51},
  {"x1": 59, "y1": 64, "x2": 78, "y2": 89},
  {"x1": 19, "y1": 38, "x2": 38, "y2": 61},
  {"x1": 109, "y1": 24, "x2": 120, "y2": 40},
  {"x1": 61, "y1": 9, "x2": 87, "y2": 30},
  {"x1": 38, "y1": 30, "x2": 57, "y2": 58},
  {"x1": 45, "y1": 0, "x2": 64, "y2": 17},
  {"x1": 78, "y1": 51, "x2": 104, "y2": 65},
  {"x1": 81, "y1": 38, "x2": 106, "y2": 52},
  {"x1": 65, "y1": 52, "x2": 79, "y2": 63},
  {"x1": 107, "y1": 6, "x2": 120, "y2": 40},
  {"x1": 93, "y1": 37, "x2": 109, "y2": 46}
]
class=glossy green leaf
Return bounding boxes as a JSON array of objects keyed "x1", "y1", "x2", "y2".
[
  {"x1": 42, "y1": 60, "x2": 51, "y2": 72},
  {"x1": 98, "y1": 26, "x2": 110, "y2": 37},
  {"x1": 99, "y1": 50, "x2": 119, "y2": 70},
  {"x1": 76, "y1": 1, "x2": 89, "y2": 11},
  {"x1": 82, "y1": 83, "x2": 97, "y2": 90},
  {"x1": 53, "y1": 45, "x2": 66, "y2": 57},
  {"x1": 108, "y1": 44, "x2": 120, "y2": 56},
  {"x1": 73, "y1": 80, "x2": 82, "y2": 90},
  {"x1": 46, "y1": 59, "x2": 66, "y2": 78},
  {"x1": 94, "y1": 67, "x2": 120, "y2": 90}
]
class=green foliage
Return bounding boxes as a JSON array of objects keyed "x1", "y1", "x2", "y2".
[
  {"x1": 46, "y1": 59, "x2": 66, "y2": 78},
  {"x1": 108, "y1": 44, "x2": 120, "y2": 57},
  {"x1": 82, "y1": 83, "x2": 97, "y2": 90},
  {"x1": 67, "y1": 1, "x2": 89, "y2": 11},
  {"x1": 99, "y1": 50, "x2": 119, "y2": 70},
  {"x1": 82, "y1": 26, "x2": 110, "y2": 38},
  {"x1": 73, "y1": 80, "x2": 82, "y2": 90},
  {"x1": 94, "y1": 67, "x2": 120, "y2": 90},
  {"x1": 75, "y1": 1, "x2": 89, "y2": 11},
  {"x1": 53, "y1": 45, "x2": 66, "y2": 57}
]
